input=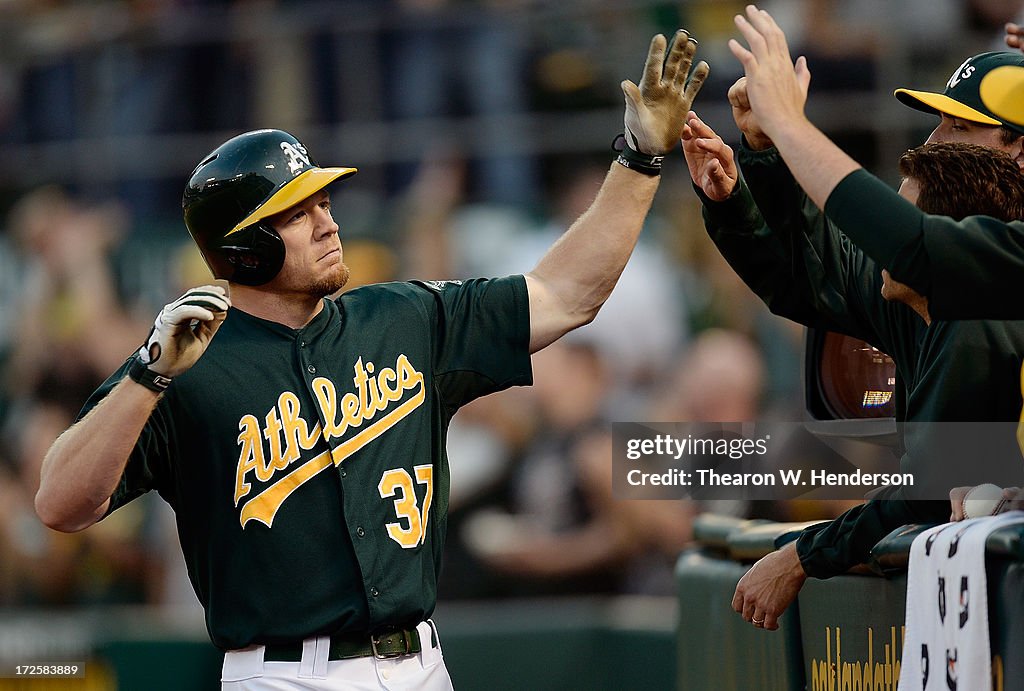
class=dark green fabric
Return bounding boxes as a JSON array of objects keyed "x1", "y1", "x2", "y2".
[
  {"x1": 824, "y1": 169, "x2": 931, "y2": 294},
  {"x1": 699, "y1": 144, "x2": 1024, "y2": 578},
  {"x1": 84, "y1": 276, "x2": 532, "y2": 650},
  {"x1": 826, "y1": 167, "x2": 1024, "y2": 321}
]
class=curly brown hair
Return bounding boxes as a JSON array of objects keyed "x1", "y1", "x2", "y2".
[{"x1": 898, "y1": 142, "x2": 1024, "y2": 221}]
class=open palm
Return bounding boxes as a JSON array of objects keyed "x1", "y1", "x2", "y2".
[{"x1": 681, "y1": 113, "x2": 738, "y2": 201}]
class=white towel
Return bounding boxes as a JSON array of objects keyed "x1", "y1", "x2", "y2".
[{"x1": 898, "y1": 512, "x2": 1024, "y2": 690}]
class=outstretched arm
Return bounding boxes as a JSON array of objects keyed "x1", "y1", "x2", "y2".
[
  {"x1": 681, "y1": 113, "x2": 818, "y2": 322},
  {"x1": 727, "y1": 6, "x2": 858, "y2": 208},
  {"x1": 727, "y1": 4, "x2": 1024, "y2": 320},
  {"x1": 35, "y1": 286, "x2": 230, "y2": 532},
  {"x1": 682, "y1": 113, "x2": 901, "y2": 344},
  {"x1": 526, "y1": 31, "x2": 709, "y2": 352}
]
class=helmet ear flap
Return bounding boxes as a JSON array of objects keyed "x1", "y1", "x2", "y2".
[{"x1": 219, "y1": 222, "x2": 285, "y2": 286}]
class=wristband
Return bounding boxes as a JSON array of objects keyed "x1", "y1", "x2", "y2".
[
  {"x1": 128, "y1": 357, "x2": 173, "y2": 393},
  {"x1": 612, "y1": 134, "x2": 663, "y2": 177}
]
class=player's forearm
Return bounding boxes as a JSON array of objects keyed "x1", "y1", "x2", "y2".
[
  {"x1": 526, "y1": 163, "x2": 658, "y2": 352},
  {"x1": 35, "y1": 378, "x2": 160, "y2": 532},
  {"x1": 766, "y1": 116, "x2": 861, "y2": 211},
  {"x1": 698, "y1": 179, "x2": 834, "y2": 329}
]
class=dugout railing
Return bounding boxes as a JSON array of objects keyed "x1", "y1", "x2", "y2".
[{"x1": 675, "y1": 514, "x2": 1024, "y2": 691}]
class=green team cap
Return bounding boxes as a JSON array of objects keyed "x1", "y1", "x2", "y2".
[
  {"x1": 894, "y1": 52, "x2": 1024, "y2": 136},
  {"x1": 981, "y1": 64, "x2": 1024, "y2": 127}
]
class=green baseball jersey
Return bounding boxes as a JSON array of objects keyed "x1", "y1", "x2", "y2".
[
  {"x1": 825, "y1": 168, "x2": 1024, "y2": 321},
  {"x1": 699, "y1": 144, "x2": 1024, "y2": 577},
  {"x1": 81, "y1": 276, "x2": 532, "y2": 650}
]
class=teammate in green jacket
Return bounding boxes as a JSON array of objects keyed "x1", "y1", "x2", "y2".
[
  {"x1": 33, "y1": 32, "x2": 709, "y2": 690},
  {"x1": 844, "y1": 20, "x2": 1024, "y2": 321},
  {"x1": 683, "y1": 4, "x2": 1024, "y2": 633},
  {"x1": 717, "y1": 5, "x2": 1024, "y2": 324}
]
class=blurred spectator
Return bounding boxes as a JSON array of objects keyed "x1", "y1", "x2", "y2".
[
  {"x1": 659, "y1": 190, "x2": 805, "y2": 414},
  {"x1": 383, "y1": 0, "x2": 540, "y2": 207},
  {"x1": 455, "y1": 330, "x2": 794, "y2": 596},
  {"x1": 455, "y1": 332, "x2": 717, "y2": 597},
  {"x1": 0, "y1": 400, "x2": 160, "y2": 605},
  {"x1": 647, "y1": 329, "x2": 864, "y2": 525},
  {"x1": 2, "y1": 186, "x2": 146, "y2": 412},
  {"x1": 766, "y1": 0, "x2": 960, "y2": 59},
  {"x1": 649, "y1": 328, "x2": 764, "y2": 424},
  {"x1": 644, "y1": 329, "x2": 765, "y2": 524},
  {"x1": 0, "y1": 186, "x2": 167, "y2": 607}
]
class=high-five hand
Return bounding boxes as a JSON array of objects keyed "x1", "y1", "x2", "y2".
[
  {"x1": 727, "y1": 77, "x2": 773, "y2": 151},
  {"x1": 727, "y1": 5, "x2": 811, "y2": 140},
  {"x1": 622, "y1": 30, "x2": 710, "y2": 156},
  {"x1": 681, "y1": 112, "x2": 739, "y2": 201},
  {"x1": 1006, "y1": 22, "x2": 1024, "y2": 53}
]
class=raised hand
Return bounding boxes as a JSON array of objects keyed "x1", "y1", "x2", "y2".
[
  {"x1": 681, "y1": 112, "x2": 739, "y2": 201},
  {"x1": 727, "y1": 5, "x2": 812, "y2": 141},
  {"x1": 138, "y1": 285, "x2": 231, "y2": 379},
  {"x1": 728, "y1": 76, "x2": 773, "y2": 151},
  {"x1": 622, "y1": 30, "x2": 711, "y2": 156},
  {"x1": 1006, "y1": 22, "x2": 1024, "y2": 53}
]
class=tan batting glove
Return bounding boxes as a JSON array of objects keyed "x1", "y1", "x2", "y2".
[
  {"x1": 622, "y1": 30, "x2": 710, "y2": 156},
  {"x1": 136, "y1": 285, "x2": 230, "y2": 380}
]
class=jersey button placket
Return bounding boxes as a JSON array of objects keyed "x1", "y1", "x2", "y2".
[{"x1": 297, "y1": 336, "x2": 316, "y2": 378}]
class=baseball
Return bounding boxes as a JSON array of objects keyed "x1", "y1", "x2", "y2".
[{"x1": 962, "y1": 483, "x2": 1007, "y2": 519}]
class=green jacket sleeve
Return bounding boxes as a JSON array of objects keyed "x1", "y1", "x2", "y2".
[
  {"x1": 795, "y1": 489, "x2": 949, "y2": 579},
  {"x1": 698, "y1": 177, "x2": 840, "y2": 330},
  {"x1": 701, "y1": 144, "x2": 914, "y2": 359},
  {"x1": 826, "y1": 169, "x2": 1024, "y2": 321}
]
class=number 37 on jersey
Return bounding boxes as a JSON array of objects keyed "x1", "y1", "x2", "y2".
[{"x1": 378, "y1": 464, "x2": 434, "y2": 548}]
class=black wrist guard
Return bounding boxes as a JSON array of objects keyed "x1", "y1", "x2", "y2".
[
  {"x1": 612, "y1": 134, "x2": 663, "y2": 177},
  {"x1": 128, "y1": 357, "x2": 173, "y2": 393}
]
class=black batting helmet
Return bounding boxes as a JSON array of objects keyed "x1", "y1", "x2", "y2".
[{"x1": 182, "y1": 129, "x2": 357, "y2": 286}]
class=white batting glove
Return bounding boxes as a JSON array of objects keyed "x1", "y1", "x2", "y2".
[
  {"x1": 622, "y1": 30, "x2": 710, "y2": 156},
  {"x1": 137, "y1": 285, "x2": 230, "y2": 379}
]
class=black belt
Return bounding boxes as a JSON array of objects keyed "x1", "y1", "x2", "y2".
[{"x1": 263, "y1": 626, "x2": 423, "y2": 662}]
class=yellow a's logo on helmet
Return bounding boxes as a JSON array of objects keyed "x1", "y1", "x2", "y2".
[{"x1": 280, "y1": 141, "x2": 312, "y2": 175}]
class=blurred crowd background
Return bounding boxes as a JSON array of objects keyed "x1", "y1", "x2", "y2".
[{"x1": 0, "y1": 0, "x2": 1020, "y2": 615}]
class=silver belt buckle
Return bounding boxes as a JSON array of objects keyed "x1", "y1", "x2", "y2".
[{"x1": 371, "y1": 629, "x2": 413, "y2": 659}]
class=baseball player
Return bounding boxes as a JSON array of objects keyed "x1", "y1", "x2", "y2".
[
  {"x1": 683, "y1": 5, "x2": 1024, "y2": 632},
  {"x1": 33, "y1": 31, "x2": 709, "y2": 690}
]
